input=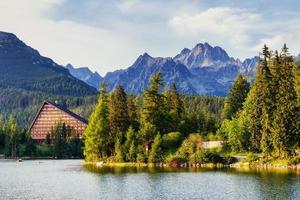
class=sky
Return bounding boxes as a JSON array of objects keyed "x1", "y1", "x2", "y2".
[{"x1": 0, "y1": 0, "x2": 300, "y2": 75}]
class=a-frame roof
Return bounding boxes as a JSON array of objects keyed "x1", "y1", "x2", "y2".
[{"x1": 28, "y1": 101, "x2": 88, "y2": 132}]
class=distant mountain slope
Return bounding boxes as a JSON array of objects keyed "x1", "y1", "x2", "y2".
[
  {"x1": 0, "y1": 31, "x2": 97, "y2": 96},
  {"x1": 66, "y1": 64, "x2": 103, "y2": 90}
]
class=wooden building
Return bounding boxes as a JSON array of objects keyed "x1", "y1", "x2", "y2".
[{"x1": 29, "y1": 101, "x2": 88, "y2": 143}]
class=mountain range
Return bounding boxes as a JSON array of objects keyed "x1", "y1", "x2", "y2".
[{"x1": 68, "y1": 43, "x2": 258, "y2": 96}]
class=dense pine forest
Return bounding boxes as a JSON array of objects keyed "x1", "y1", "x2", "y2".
[
  {"x1": 83, "y1": 45, "x2": 300, "y2": 165},
  {"x1": 0, "y1": 86, "x2": 223, "y2": 159},
  {"x1": 0, "y1": 45, "x2": 299, "y2": 166}
]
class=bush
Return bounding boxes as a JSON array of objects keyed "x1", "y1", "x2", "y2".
[
  {"x1": 195, "y1": 151, "x2": 223, "y2": 164},
  {"x1": 66, "y1": 138, "x2": 83, "y2": 158},
  {"x1": 288, "y1": 155, "x2": 300, "y2": 165},
  {"x1": 17, "y1": 144, "x2": 26, "y2": 157},
  {"x1": 162, "y1": 132, "x2": 182, "y2": 150},
  {"x1": 222, "y1": 155, "x2": 238, "y2": 165},
  {"x1": 136, "y1": 153, "x2": 146, "y2": 163},
  {"x1": 244, "y1": 153, "x2": 259, "y2": 163},
  {"x1": 177, "y1": 133, "x2": 203, "y2": 156},
  {"x1": 165, "y1": 154, "x2": 188, "y2": 166},
  {"x1": 36, "y1": 145, "x2": 53, "y2": 157},
  {"x1": 219, "y1": 117, "x2": 250, "y2": 152},
  {"x1": 207, "y1": 133, "x2": 221, "y2": 141}
]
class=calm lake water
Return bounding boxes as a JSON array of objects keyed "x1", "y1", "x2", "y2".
[{"x1": 0, "y1": 160, "x2": 300, "y2": 200}]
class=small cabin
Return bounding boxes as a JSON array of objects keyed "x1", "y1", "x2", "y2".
[{"x1": 29, "y1": 101, "x2": 88, "y2": 143}]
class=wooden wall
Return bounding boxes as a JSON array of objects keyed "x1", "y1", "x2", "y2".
[{"x1": 30, "y1": 103, "x2": 86, "y2": 141}]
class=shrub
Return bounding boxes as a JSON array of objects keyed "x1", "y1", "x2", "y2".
[
  {"x1": 207, "y1": 133, "x2": 220, "y2": 141},
  {"x1": 66, "y1": 138, "x2": 83, "y2": 158},
  {"x1": 244, "y1": 153, "x2": 259, "y2": 163},
  {"x1": 206, "y1": 152, "x2": 223, "y2": 163},
  {"x1": 288, "y1": 155, "x2": 300, "y2": 165},
  {"x1": 219, "y1": 117, "x2": 250, "y2": 152},
  {"x1": 36, "y1": 145, "x2": 53, "y2": 157},
  {"x1": 177, "y1": 133, "x2": 203, "y2": 156},
  {"x1": 195, "y1": 151, "x2": 223, "y2": 164},
  {"x1": 17, "y1": 144, "x2": 26, "y2": 157},
  {"x1": 136, "y1": 153, "x2": 146, "y2": 163},
  {"x1": 162, "y1": 132, "x2": 182, "y2": 150},
  {"x1": 222, "y1": 155, "x2": 238, "y2": 165},
  {"x1": 165, "y1": 154, "x2": 188, "y2": 166}
]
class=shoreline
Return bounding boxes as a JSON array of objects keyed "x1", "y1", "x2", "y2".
[
  {"x1": 3, "y1": 157, "x2": 300, "y2": 171},
  {"x1": 86, "y1": 161, "x2": 300, "y2": 171}
]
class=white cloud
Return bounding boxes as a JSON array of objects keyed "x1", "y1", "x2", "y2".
[
  {"x1": 169, "y1": 7, "x2": 300, "y2": 59},
  {"x1": 0, "y1": 0, "x2": 140, "y2": 75},
  {"x1": 0, "y1": 1, "x2": 299, "y2": 75}
]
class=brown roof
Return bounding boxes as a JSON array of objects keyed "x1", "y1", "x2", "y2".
[{"x1": 28, "y1": 100, "x2": 88, "y2": 132}]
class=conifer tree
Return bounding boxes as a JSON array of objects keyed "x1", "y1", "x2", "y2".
[
  {"x1": 272, "y1": 45, "x2": 298, "y2": 157},
  {"x1": 83, "y1": 83, "x2": 110, "y2": 162},
  {"x1": 127, "y1": 94, "x2": 139, "y2": 131},
  {"x1": 243, "y1": 45, "x2": 273, "y2": 153},
  {"x1": 128, "y1": 141, "x2": 137, "y2": 162},
  {"x1": 140, "y1": 72, "x2": 169, "y2": 153},
  {"x1": 124, "y1": 126, "x2": 136, "y2": 161},
  {"x1": 108, "y1": 85, "x2": 129, "y2": 140},
  {"x1": 222, "y1": 74, "x2": 250, "y2": 120},
  {"x1": 170, "y1": 83, "x2": 184, "y2": 116},
  {"x1": 257, "y1": 46, "x2": 274, "y2": 156},
  {"x1": 5, "y1": 116, "x2": 18, "y2": 158},
  {"x1": 148, "y1": 134, "x2": 162, "y2": 163},
  {"x1": 53, "y1": 122, "x2": 67, "y2": 159},
  {"x1": 114, "y1": 135, "x2": 124, "y2": 162},
  {"x1": 169, "y1": 83, "x2": 185, "y2": 129}
]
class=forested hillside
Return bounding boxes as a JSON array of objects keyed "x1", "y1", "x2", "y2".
[
  {"x1": 0, "y1": 32, "x2": 96, "y2": 96},
  {"x1": 0, "y1": 31, "x2": 99, "y2": 125}
]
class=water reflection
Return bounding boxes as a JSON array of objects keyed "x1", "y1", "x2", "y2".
[
  {"x1": 84, "y1": 164, "x2": 300, "y2": 199},
  {"x1": 0, "y1": 160, "x2": 299, "y2": 200}
]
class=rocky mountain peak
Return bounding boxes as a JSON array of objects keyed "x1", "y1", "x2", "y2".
[{"x1": 174, "y1": 42, "x2": 231, "y2": 69}]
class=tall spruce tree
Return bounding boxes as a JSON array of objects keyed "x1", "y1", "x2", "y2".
[
  {"x1": 5, "y1": 116, "x2": 18, "y2": 158},
  {"x1": 114, "y1": 134, "x2": 124, "y2": 162},
  {"x1": 139, "y1": 72, "x2": 169, "y2": 153},
  {"x1": 83, "y1": 83, "x2": 110, "y2": 162},
  {"x1": 127, "y1": 94, "x2": 139, "y2": 131},
  {"x1": 124, "y1": 126, "x2": 136, "y2": 161},
  {"x1": 169, "y1": 83, "x2": 185, "y2": 128},
  {"x1": 243, "y1": 45, "x2": 274, "y2": 154},
  {"x1": 108, "y1": 85, "x2": 129, "y2": 147},
  {"x1": 271, "y1": 45, "x2": 298, "y2": 157},
  {"x1": 148, "y1": 134, "x2": 162, "y2": 163},
  {"x1": 222, "y1": 74, "x2": 250, "y2": 120}
]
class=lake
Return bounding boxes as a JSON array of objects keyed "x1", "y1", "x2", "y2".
[{"x1": 0, "y1": 160, "x2": 300, "y2": 200}]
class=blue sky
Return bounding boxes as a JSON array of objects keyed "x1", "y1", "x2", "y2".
[{"x1": 0, "y1": 0, "x2": 299, "y2": 75}]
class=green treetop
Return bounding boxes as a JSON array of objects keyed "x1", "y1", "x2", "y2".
[
  {"x1": 222, "y1": 74, "x2": 250, "y2": 120},
  {"x1": 148, "y1": 133, "x2": 162, "y2": 163},
  {"x1": 84, "y1": 83, "x2": 110, "y2": 162},
  {"x1": 108, "y1": 85, "x2": 129, "y2": 138},
  {"x1": 271, "y1": 45, "x2": 299, "y2": 157},
  {"x1": 139, "y1": 72, "x2": 169, "y2": 153}
]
